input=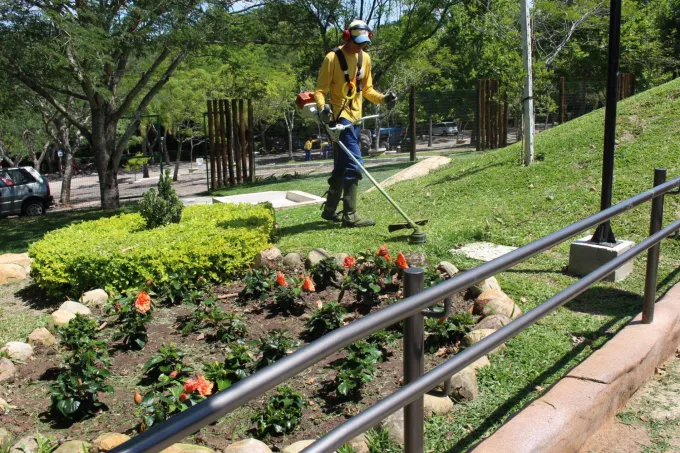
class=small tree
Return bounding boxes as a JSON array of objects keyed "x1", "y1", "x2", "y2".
[{"x1": 139, "y1": 170, "x2": 183, "y2": 229}]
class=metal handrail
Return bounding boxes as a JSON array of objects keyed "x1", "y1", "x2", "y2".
[
  {"x1": 112, "y1": 173, "x2": 680, "y2": 453},
  {"x1": 304, "y1": 218, "x2": 680, "y2": 452}
]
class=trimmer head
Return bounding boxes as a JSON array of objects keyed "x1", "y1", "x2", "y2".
[{"x1": 408, "y1": 230, "x2": 427, "y2": 244}]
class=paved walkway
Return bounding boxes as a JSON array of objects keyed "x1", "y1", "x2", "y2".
[{"x1": 580, "y1": 351, "x2": 680, "y2": 453}]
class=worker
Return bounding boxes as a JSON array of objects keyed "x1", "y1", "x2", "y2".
[
  {"x1": 322, "y1": 142, "x2": 332, "y2": 159},
  {"x1": 304, "y1": 137, "x2": 313, "y2": 161},
  {"x1": 314, "y1": 18, "x2": 397, "y2": 228}
]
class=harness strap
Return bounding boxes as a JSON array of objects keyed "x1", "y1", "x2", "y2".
[{"x1": 331, "y1": 47, "x2": 364, "y2": 122}]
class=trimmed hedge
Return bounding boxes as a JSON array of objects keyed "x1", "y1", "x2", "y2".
[{"x1": 30, "y1": 203, "x2": 276, "y2": 298}]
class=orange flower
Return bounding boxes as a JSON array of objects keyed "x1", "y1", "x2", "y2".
[
  {"x1": 377, "y1": 244, "x2": 390, "y2": 257},
  {"x1": 396, "y1": 252, "x2": 409, "y2": 270},
  {"x1": 276, "y1": 271, "x2": 288, "y2": 287},
  {"x1": 135, "y1": 291, "x2": 151, "y2": 313},
  {"x1": 146, "y1": 280, "x2": 153, "y2": 287},
  {"x1": 196, "y1": 375, "x2": 213, "y2": 396},
  {"x1": 184, "y1": 378, "x2": 198, "y2": 394},
  {"x1": 343, "y1": 256, "x2": 356, "y2": 268},
  {"x1": 169, "y1": 370, "x2": 178, "y2": 379},
  {"x1": 134, "y1": 391, "x2": 142, "y2": 404},
  {"x1": 302, "y1": 276, "x2": 316, "y2": 292},
  {"x1": 179, "y1": 393, "x2": 187, "y2": 402}
]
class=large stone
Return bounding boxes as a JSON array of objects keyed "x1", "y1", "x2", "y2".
[
  {"x1": 482, "y1": 298, "x2": 522, "y2": 320},
  {"x1": 281, "y1": 440, "x2": 316, "y2": 453},
  {"x1": 282, "y1": 253, "x2": 304, "y2": 270},
  {"x1": 424, "y1": 394, "x2": 454, "y2": 416},
  {"x1": 454, "y1": 242, "x2": 518, "y2": 263},
  {"x1": 253, "y1": 247, "x2": 282, "y2": 269},
  {"x1": 473, "y1": 314, "x2": 513, "y2": 332},
  {"x1": 464, "y1": 329, "x2": 506, "y2": 354},
  {"x1": 305, "y1": 248, "x2": 331, "y2": 268},
  {"x1": 0, "y1": 357, "x2": 17, "y2": 383},
  {"x1": 346, "y1": 434, "x2": 369, "y2": 453},
  {"x1": 0, "y1": 253, "x2": 31, "y2": 272},
  {"x1": 92, "y1": 433, "x2": 131, "y2": 452},
  {"x1": 449, "y1": 366, "x2": 479, "y2": 401},
  {"x1": 0, "y1": 428, "x2": 11, "y2": 448},
  {"x1": 379, "y1": 409, "x2": 405, "y2": 445},
  {"x1": 366, "y1": 156, "x2": 451, "y2": 192},
  {"x1": 27, "y1": 327, "x2": 58, "y2": 349},
  {"x1": 0, "y1": 397, "x2": 15, "y2": 413},
  {"x1": 405, "y1": 252, "x2": 428, "y2": 269},
  {"x1": 10, "y1": 436, "x2": 38, "y2": 453},
  {"x1": 473, "y1": 290, "x2": 510, "y2": 314},
  {"x1": 49, "y1": 310, "x2": 76, "y2": 330},
  {"x1": 1, "y1": 342, "x2": 33, "y2": 361},
  {"x1": 437, "y1": 261, "x2": 459, "y2": 278},
  {"x1": 468, "y1": 276, "x2": 501, "y2": 297},
  {"x1": 160, "y1": 444, "x2": 215, "y2": 453},
  {"x1": 80, "y1": 289, "x2": 109, "y2": 309},
  {"x1": 223, "y1": 438, "x2": 272, "y2": 453},
  {"x1": 469, "y1": 355, "x2": 491, "y2": 371},
  {"x1": 0, "y1": 263, "x2": 26, "y2": 285},
  {"x1": 59, "y1": 301, "x2": 92, "y2": 316},
  {"x1": 54, "y1": 440, "x2": 91, "y2": 453},
  {"x1": 332, "y1": 253, "x2": 350, "y2": 268}
]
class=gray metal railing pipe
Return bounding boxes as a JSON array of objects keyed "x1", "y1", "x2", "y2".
[
  {"x1": 403, "y1": 268, "x2": 425, "y2": 453},
  {"x1": 112, "y1": 175, "x2": 680, "y2": 453},
  {"x1": 302, "y1": 217, "x2": 680, "y2": 453}
]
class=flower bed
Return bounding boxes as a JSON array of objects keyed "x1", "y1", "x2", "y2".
[
  {"x1": 29, "y1": 203, "x2": 276, "y2": 298},
  {"x1": 0, "y1": 244, "x2": 520, "y2": 452}
]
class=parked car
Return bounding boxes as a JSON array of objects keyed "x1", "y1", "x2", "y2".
[
  {"x1": 432, "y1": 122, "x2": 458, "y2": 136},
  {"x1": 371, "y1": 127, "x2": 403, "y2": 148},
  {"x1": 0, "y1": 167, "x2": 54, "y2": 217}
]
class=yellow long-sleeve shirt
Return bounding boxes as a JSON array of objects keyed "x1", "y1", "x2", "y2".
[{"x1": 314, "y1": 47, "x2": 385, "y2": 123}]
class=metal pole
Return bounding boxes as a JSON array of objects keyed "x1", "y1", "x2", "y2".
[
  {"x1": 642, "y1": 168, "x2": 666, "y2": 323},
  {"x1": 409, "y1": 85, "x2": 416, "y2": 162},
  {"x1": 403, "y1": 268, "x2": 425, "y2": 453},
  {"x1": 591, "y1": 0, "x2": 622, "y2": 245},
  {"x1": 520, "y1": 0, "x2": 535, "y2": 165}
]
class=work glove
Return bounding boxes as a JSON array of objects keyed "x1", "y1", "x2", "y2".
[
  {"x1": 319, "y1": 104, "x2": 333, "y2": 124},
  {"x1": 384, "y1": 91, "x2": 397, "y2": 110}
]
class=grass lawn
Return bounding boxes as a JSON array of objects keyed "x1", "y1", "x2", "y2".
[
  {"x1": 0, "y1": 78, "x2": 678, "y2": 451},
  {"x1": 212, "y1": 78, "x2": 680, "y2": 450}
]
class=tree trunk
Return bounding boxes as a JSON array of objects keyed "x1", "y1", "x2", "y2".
[
  {"x1": 92, "y1": 113, "x2": 121, "y2": 210},
  {"x1": 141, "y1": 134, "x2": 149, "y2": 178},
  {"x1": 288, "y1": 129, "x2": 293, "y2": 161},
  {"x1": 173, "y1": 137, "x2": 182, "y2": 182},
  {"x1": 61, "y1": 146, "x2": 74, "y2": 204},
  {"x1": 162, "y1": 127, "x2": 171, "y2": 169}
]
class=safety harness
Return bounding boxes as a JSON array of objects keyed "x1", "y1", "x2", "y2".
[{"x1": 332, "y1": 47, "x2": 363, "y2": 122}]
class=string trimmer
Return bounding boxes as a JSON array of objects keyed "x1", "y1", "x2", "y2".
[{"x1": 296, "y1": 92, "x2": 428, "y2": 243}]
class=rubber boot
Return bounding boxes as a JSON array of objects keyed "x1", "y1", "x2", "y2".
[
  {"x1": 321, "y1": 177, "x2": 343, "y2": 222},
  {"x1": 342, "y1": 180, "x2": 375, "y2": 228}
]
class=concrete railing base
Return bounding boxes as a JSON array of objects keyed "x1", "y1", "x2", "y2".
[{"x1": 470, "y1": 282, "x2": 680, "y2": 453}]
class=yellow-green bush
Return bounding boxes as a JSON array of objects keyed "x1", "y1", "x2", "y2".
[{"x1": 30, "y1": 203, "x2": 275, "y2": 298}]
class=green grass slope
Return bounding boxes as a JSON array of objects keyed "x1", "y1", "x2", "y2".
[{"x1": 263, "y1": 79, "x2": 680, "y2": 450}]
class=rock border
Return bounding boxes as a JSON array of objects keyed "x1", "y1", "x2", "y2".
[{"x1": 470, "y1": 282, "x2": 680, "y2": 453}]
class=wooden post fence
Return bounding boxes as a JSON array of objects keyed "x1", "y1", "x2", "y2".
[{"x1": 476, "y1": 79, "x2": 506, "y2": 150}]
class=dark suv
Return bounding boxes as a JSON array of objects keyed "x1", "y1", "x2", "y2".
[{"x1": 0, "y1": 167, "x2": 54, "y2": 217}]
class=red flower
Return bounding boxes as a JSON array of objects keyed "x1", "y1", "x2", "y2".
[
  {"x1": 184, "y1": 378, "x2": 198, "y2": 394},
  {"x1": 396, "y1": 252, "x2": 409, "y2": 270},
  {"x1": 377, "y1": 244, "x2": 390, "y2": 257},
  {"x1": 276, "y1": 271, "x2": 288, "y2": 287},
  {"x1": 196, "y1": 376, "x2": 213, "y2": 396},
  {"x1": 179, "y1": 393, "x2": 187, "y2": 402},
  {"x1": 343, "y1": 256, "x2": 356, "y2": 268},
  {"x1": 135, "y1": 291, "x2": 151, "y2": 313},
  {"x1": 169, "y1": 370, "x2": 178, "y2": 379},
  {"x1": 302, "y1": 276, "x2": 316, "y2": 292}
]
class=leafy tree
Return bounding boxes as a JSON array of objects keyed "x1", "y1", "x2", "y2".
[{"x1": 0, "y1": 0, "x2": 230, "y2": 209}]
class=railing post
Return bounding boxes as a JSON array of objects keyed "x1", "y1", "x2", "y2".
[
  {"x1": 403, "y1": 268, "x2": 425, "y2": 453},
  {"x1": 643, "y1": 168, "x2": 666, "y2": 324}
]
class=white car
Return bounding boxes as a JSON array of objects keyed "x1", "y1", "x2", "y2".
[{"x1": 432, "y1": 122, "x2": 458, "y2": 136}]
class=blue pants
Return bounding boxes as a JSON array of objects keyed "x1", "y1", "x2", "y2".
[
  {"x1": 331, "y1": 118, "x2": 363, "y2": 181},
  {"x1": 305, "y1": 150, "x2": 312, "y2": 161}
]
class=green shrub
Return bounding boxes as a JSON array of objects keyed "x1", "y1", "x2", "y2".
[
  {"x1": 139, "y1": 170, "x2": 183, "y2": 229},
  {"x1": 30, "y1": 203, "x2": 276, "y2": 298},
  {"x1": 252, "y1": 385, "x2": 305, "y2": 437}
]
